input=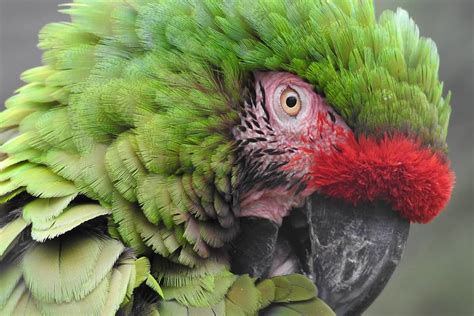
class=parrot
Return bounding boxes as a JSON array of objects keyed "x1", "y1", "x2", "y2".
[{"x1": 0, "y1": 0, "x2": 455, "y2": 315}]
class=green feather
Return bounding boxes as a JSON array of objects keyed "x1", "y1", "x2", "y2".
[
  {"x1": 30, "y1": 203, "x2": 111, "y2": 241},
  {"x1": 0, "y1": 262, "x2": 23, "y2": 309},
  {"x1": 0, "y1": 188, "x2": 25, "y2": 204},
  {"x1": 0, "y1": 162, "x2": 35, "y2": 182},
  {"x1": 145, "y1": 274, "x2": 165, "y2": 299},
  {"x1": 22, "y1": 194, "x2": 77, "y2": 224},
  {"x1": 11, "y1": 166, "x2": 78, "y2": 198},
  {"x1": 225, "y1": 275, "x2": 261, "y2": 316},
  {"x1": 133, "y1": 257, "x2": 151, "y2": 288},
  {"x1": 12, "y1": 291, "x2": 42, "y2": 316},
  {"x1": 0, "y1": 282, "x2": 27, "y2": 315},
  {"x1": 101, "y1": 255, "x2": 135, "y2": 315},
  {"x1": 0, "y1": 108, "x2": 37, "y2": 129},
  {"x1": 22, "y1": 233, "x2": 124, "y2": 303},
  {"x1": 37, "y1": 272, "x2": 112, "y2": 316},
  {"x1": 111, "y1": 194, "x2": 148, "y2": 254},
  {"x1": 272, "y1": 274, "x2": 317, "y2": 303},
  {"x1": 256, "y1": 279, "x2": 276, "y2": 309},
  {"x1": 0, "y1": 217, "x2": 29, "y2": 257},
  {"x1": 0, "y1": 180, "x2": 22, "y2": 199},
  {"x1": 261, "y1": 298, "x2": 335, "y2": 316}
]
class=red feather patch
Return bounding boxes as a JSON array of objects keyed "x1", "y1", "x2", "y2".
[{"x1": 308, "y1": 134, "x2": 455, "y2": 223}]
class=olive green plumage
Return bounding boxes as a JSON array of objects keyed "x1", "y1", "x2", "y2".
[{"x1": 0, "y1": 0, "x2": 450, "y2": 315}]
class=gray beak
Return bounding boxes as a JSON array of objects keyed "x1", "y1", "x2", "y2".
[
  {"x1": 282, "y1": 194, "x2": 410, "y2": 315},
  {"x1": 230, "y1": 194, "x2": 410, "y2": 315}
]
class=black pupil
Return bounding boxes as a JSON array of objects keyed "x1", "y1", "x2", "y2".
[{"x1": 286, "y1": 96, "x2": 297, "y2": 108}]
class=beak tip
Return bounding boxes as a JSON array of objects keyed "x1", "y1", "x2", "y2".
[{"x1": 305, "y1": 195, "x2": 410, "y2": 315}]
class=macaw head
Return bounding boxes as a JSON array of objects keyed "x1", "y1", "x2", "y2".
[
  {"x1": 223, "y1": 4, "x2": 455, "y2": 314},
  {"x1": 230, "y1": 69, "x2": 454, "y2": 314}
]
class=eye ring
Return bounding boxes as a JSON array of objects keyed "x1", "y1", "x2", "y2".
[{"x1": 280, "y1": 87, "x2": 302, "y2": 116}]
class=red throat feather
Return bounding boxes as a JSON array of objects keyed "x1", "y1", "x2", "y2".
[{"x1": 309, "y1": 134, "x2": 455, "y2": 223}]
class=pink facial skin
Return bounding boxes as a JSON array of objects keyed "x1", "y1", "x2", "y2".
[{"x1": 234, "y1": 71, "x2": 350, "y2": 224}]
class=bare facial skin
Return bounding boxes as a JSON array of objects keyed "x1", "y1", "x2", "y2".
[{"x1": 233, "y1": 71, "x2": 350, "y2": 224}]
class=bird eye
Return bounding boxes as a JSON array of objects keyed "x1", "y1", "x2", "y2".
[{"x1": 280, "y1": 87, "x2": 301, "y2": 116}]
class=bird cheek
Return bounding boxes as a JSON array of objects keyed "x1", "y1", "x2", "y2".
[{"x1": 307, "y1": 133, "x2": 455, "y2": 223}]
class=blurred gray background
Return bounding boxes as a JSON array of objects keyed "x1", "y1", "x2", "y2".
[{"x1": 0, "y1": 0, "x2": 473, "y2": 315}]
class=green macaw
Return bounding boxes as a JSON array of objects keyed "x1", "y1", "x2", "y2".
[{"x1": 0, "y1": 0, "x2": 454, "y2": 315}]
